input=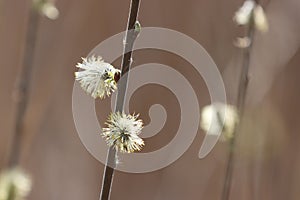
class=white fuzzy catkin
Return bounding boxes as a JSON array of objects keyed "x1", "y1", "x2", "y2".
[
  {"x1": 75, "y1": 56, "x2": 120, "y2": 99},
  {"x1": 233, "y1": 0, "x2": 256, "y2": 25},
  {"x1": 200, "y1": 103, "x2": 239, "y2": 141},
  {"x1": 102, "y1": 112, "x2": 144, "y2": 153},
  {"x1": 0, "y1": 168, "x2": 32, "y2": 200},
  {"x1": 253, "y1": 5, "x2": 269, "y2": 32}
]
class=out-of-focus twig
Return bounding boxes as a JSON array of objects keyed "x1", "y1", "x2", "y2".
[
  {"x1": 8, "y1": 7, "x2": 40, "y2": 167},
  {"x1": 99, "y1": 1, "x2": 141, "y2": 199},
  {"x1": 221, "y1": 2, "x2": 258, "y2": 200}
]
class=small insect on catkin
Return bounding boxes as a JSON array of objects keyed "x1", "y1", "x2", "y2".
[{"x1": 75, "y1": 55, "x2": 121, "y2": 99}]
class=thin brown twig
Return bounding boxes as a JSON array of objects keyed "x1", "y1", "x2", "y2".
[
  {"x1": 99, "y1": 1, "x2": 141, "y2": 199},
  {"x1": 8, "y1": 8, "x2": 40, "y2": 167},
  {"x1": 221, "y1": 8, "x2": 257, "y2": 200}
]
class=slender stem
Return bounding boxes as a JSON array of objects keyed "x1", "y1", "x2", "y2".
[
  {"x1": 99, "y1": 1, "x2": 141, "y2": 199},
  {"x1": 8, "y1": 8, "x2": 40, "y2": 167},
  {"x1": 221, "y1": 11, "x2": 256, "y2": 200},
  {"x1": 7, "y1": 184, "x2": 16, "y2": 200}
]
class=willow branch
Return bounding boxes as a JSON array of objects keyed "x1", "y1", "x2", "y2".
[
  {"x1": 221, "y1": 8, "x2": 257, "y2": 200},
  {"x1": 99, "y1": 1, "x2": 141, "y2": 199},
  {"x1": 8, "y1": 8, "x2": 40, "y2": 167}
]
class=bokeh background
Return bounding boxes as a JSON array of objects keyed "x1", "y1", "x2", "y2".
[{"x1": 1, "y1": 0, "x2": 300, "y2": 199}]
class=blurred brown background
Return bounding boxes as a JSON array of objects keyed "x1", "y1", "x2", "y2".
[{"x1": 0, "y1": 0, "x2": 300, "y2": 199}]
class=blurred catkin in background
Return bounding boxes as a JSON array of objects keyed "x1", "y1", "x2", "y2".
[{"x1": 0, "y1": 0, "x2": 300, "y2": 199}]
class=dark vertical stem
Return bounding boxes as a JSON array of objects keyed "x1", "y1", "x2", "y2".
[
  {"x1": 99, "y1": 1, "x2": 141, "y2": 199},
  {"x1": 8, "y1": 8, "x2": 39, "y2": 167},
  {"x1": 221, "y1": 12, "x2": 256, "y2": 200}
]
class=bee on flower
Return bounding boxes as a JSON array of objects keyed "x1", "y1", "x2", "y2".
[
  {"x1": 75, "y1": 55, "x2": 121, "y2": 99},
  {"x1": 102, "y1": 112, "x2": 144, "y2": 153}
]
